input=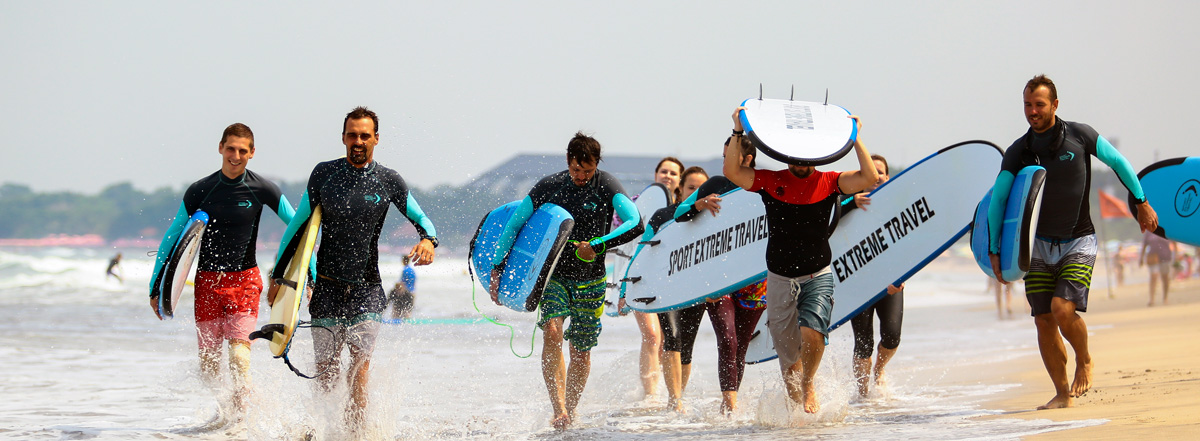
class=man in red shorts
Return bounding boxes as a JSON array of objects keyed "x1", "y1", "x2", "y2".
[{"x1": 149, "y1": 123, "x2": 295, "y2": 411}]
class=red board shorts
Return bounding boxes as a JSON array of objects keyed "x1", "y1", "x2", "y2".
[{"x1": 194, "y1": 267, "x2": 263, "y2": 348}]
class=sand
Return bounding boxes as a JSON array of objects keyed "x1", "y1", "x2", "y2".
[{"x1": 975, "y1": 275, "x2": 1200, "y2": 439}]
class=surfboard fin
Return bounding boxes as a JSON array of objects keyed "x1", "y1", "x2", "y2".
[
  {"x1": 632, "y1": 297, "x2": 656, "y2": 304},
  {"x1": 824, "y1": 88, "x2": 829, "y2": 105},
  {"x1": 790, "y1": 85, "x2": 794, "y2": 101},
  {"x1": 611, "y1": 249, "x2": 633, "y2": 259},
  {"x1": 637, "y1": 240, "x2": 661, "y2": 247},
  {"x1": 249, "y1": 324, "x2": 285, "y2": 341},
  {"x1": 758, "y1": 83, "x2": 763, "y2": 101},
  {"x1": 274, "y1": 277, "x2": 297, "y2": 290},
  {"x1": 620, "y1": 276, "x2": 642, "y2": 284}
]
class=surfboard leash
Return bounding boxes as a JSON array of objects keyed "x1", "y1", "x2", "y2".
[
  {"x1": 466, "y1": 262, "x2": 538, "y2": 359},
  {"x1": 250, "y1": 321, "x2": 337, "y2": 380}
]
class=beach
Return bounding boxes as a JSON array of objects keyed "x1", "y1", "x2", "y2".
[{"x1": 977, "y1": 276, "x2": 1200, "y2": 440}]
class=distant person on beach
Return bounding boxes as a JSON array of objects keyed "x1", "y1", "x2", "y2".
[
  {"x1": 985, "y1": 75, "x2": 1158, "y2": 410},
  {"x1": 1140, "y1": 230, "x2": 1176, "y2": 306},
  {"x1": 991, "y1": 277, "x2": 1014, "y2": 319},
  {"x1": 269, "y1": 107, "x2": 438, "y2": 428},
  {"x1": 106, "y1": 252, "x2": 123, "y2": 283},
  {"x1": 842, "y1": 154, "x2": 907, "y2": 398},
  {"x1": 488, "y1": 132, "x2": 644, "y2": 429},
  {"x1": 148, "y1": 123, "x2": 295, "y2": 412},
  {"x1": 723, "y1": 107, "x2": 879, "y2": 414},
  {"x1": 388, "y1": 255, "x2": 418, "y2": 319}
]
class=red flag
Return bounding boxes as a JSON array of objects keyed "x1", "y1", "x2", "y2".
[{"x1": 1098, "y1": 189, "x2": 1133, "y2": 219}]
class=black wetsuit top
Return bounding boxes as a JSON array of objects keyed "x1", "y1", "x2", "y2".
[
  {"x1": 184, "y1": 170, "x2": 290, "y2": 272},
  {"x1": 749, "y1": 169, "x2": 844, "y2": 277},
  {"x1": 527, "y1": 170, "x2": 644, "y2": 281}
]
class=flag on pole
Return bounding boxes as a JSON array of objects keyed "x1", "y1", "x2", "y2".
[{"x1": 1098, "y1": 189, "x2": 1133, "y2": 219}]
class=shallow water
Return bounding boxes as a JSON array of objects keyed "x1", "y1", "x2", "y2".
[{"x1": 0, "y1": 247, "x2": 1104, "y2": 440}]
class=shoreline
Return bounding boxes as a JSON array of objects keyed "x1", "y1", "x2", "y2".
[{"x1": 974, "y1": 276, "x2": 1200, "y2": 439}]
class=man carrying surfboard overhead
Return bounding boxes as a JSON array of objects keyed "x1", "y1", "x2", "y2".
[
  {"x1": 986, "y1": 75, "x2": 1158, "y2": 410},
  {"x1": 487, "y1": 132, "x2": 644, "y2": 429},
  {"x1": 723, "y1": 107, "x2": 879, "y2": 414},
  {"x1": 148, "y1": 122, "x2": 296, "y2": 412},
  {"x1": 269, "y1": 106, "x2": 438, "y2": 428}
]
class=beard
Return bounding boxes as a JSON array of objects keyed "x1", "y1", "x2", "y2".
[
  {"x1": 788, "y1": 166, "x2": 814, "y2": 179},
  {"x1": 348, "y1": 148, "x2": 369, "y2": 166}
]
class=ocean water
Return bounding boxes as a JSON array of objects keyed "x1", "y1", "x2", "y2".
[{"x1": 0, "y1": 247, "x2": 1106, "y2": 440}]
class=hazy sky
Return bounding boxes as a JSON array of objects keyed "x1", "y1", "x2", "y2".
[{"x1": 3, "y1": 1, "x2": 1196, "y2": 193}]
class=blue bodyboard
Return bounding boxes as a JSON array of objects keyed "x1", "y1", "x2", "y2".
[
  {"x1": 153, "y1": 210, "x2": 209, "y2": 318},
  {"x1": 971, "y1": 166, "x2": 1046, "y2": 281},
  {"x1": 1127, "y1": 157, "x2": 1200, "y2": 247},
  {"x1": 470, "y1": 202, "x2": 574, "y2": 312}
]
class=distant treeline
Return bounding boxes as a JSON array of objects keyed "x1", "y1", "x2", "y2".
[{"x1": 0, "y1": 181, "x2": 507, "y2": 255}]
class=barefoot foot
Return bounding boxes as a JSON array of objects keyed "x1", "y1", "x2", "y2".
[
  {"x1": 551, "y1": 413, "x2": 571, "y2": 430},
  {"x1": 1037, "y1": 393, "x2": 1072, "y2": 409},
  {"x1": 1071, "y1": 361, "x2": 1093, "y2": 397},
  {"x1": 801, "y1": 384, "x2": 820, "y2": 414}
]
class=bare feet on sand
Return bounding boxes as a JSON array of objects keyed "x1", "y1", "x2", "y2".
[
  {"x1": 801, "y1": 380, "x2": 820, "y2": 414},
  {"x1": 551, "y1": 413, "x2": 571, "y2": 430},
  {"x1": 1071, "y1": 361, "x2": 1093, "y2": 397},
  {"x1": 1037, "y1": 393, "x2": 1073, "y2": 410}
]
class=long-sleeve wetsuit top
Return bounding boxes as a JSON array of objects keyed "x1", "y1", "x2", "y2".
[
  {"x1": 272, "y1": 159, "x2": 437, "y2": 285},
  {"x1": 149, "y1": 170, "x2": 294, "y2": 295},
  {"x1": 491, "y1": 169, "x2": 643, "y2": 281},
  {"x1": 986, "y1": 118, "x2": 1145, "y2": 253},
  {"x1": 749, "y1": 169, "x2": 843, "y2": 278}
]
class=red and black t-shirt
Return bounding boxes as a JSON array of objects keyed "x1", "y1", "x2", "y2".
[{"x1": 749, "y1": 169, "x2": 842, "y2": 277}]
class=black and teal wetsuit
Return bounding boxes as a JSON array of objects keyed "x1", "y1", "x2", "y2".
[
  {"x1": 986, "y1": 118, "x2": 1146, "y2": 249},
  {"x1": 273, "y1": 159, "x2": 437, "y2": 320},
  {"x1": 149, "y1": 170, "x2": 295, "y2": 294},
  {"x1": 491, "y1": 170, "x2": 643, "y2": 281}
]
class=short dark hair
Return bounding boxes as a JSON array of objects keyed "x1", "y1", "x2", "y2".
[
  {"x1": 681, "y1": 166, "x2": 708, "y2": 184},
  {"x1": 1024, "y1": 74, "x2": 1057, "y2": 101},
  {"x1": 870, "y1": 154, "x2": 889, "y2": 174},
  {"x1": 343, "y1": 106, "x2": 380, "y2": 135},
  {"x1": 221, "y1": 123, "x2": 254, "y2": 149},
  {"x1": 726, "y1": 135, "x2": 757, "y2": 168},
  {"x1": 567, "y1": 131, "x2": 602, "y2": 165}
]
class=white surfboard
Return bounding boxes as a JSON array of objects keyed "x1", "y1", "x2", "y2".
[
  {"x1": 605, "y1": 183, "x2": 670, "y2": 316},
  {"x1": 745, "y1": 141, "x2": 1003, "y2": 364},
  {"x1": 622, "y1": 189, "x2": 768, "y2": 313},
  {"x1": 738, "y1": 98, "x2": 857, "y2": 166}
]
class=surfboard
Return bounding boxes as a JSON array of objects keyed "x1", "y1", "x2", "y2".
[
  {"x1": 253, "y1": 206, "x2": 321, "y2": 357},
  {"x1": 745, "y1": 140, "x2": 1003, "y2": 364},
  {"x1": 604, "y1": 183, "x2": 670, "y2": 317},
  {"x1": 1128, "y1": 157, "x2": 1200, "y2": 247},
  {"x1": 621, "y1": 188, "x2": 769, "y2": 313},
  {"x1": 970, "y1": 166, "x2": 1047, "y2": 281},
  {"x1": 154, "y1": 210, "x2": 208, "y2": 318},
  {"x1": 470, "y1": 201, "x2": 575, "y2": 312},
  {"x1": 738, "y1": 98, "x2": 857, "y2": 166}
]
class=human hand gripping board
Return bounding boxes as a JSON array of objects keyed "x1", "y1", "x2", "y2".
[
  {"x1": 254, "y1": 206, "x2": 321, "y2": 357},
  {"x1": 744, "y1": 140, "x2": 1003, "y2": 364},
  {"x1": 469, "y1": 201, "x2": 574, "y2": 312},
  {"x1": 738, "y1": 98, "x2": 858, "y2": 166},
  {"x1": 970, "y1": 166, "x2": 1048, "y2": 281},
  {"x1": 604, "y1": 183, "x2": 670, "y2": 317},
  {"x1": 1127, "y1": 157, "x2": 1200, "y2": 246},
  {"x1": 152, "y1": 210, "x2": 208, "y2": 318}
]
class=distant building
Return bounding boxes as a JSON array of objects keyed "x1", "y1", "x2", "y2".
[{"x1": 466, "y1": 153, "x2": 725, "y2": 200}]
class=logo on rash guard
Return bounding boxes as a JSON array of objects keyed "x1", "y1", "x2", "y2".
[
  {"x1": 364, "y1": 194, "x2": 382, "y2": 204},
  {"x1": 1059, "y1": 151, "x2": 1075, "y2": 162},
  {"x1": 583, "y1": 201, "x2": 597, "y2": 211},
  {"x1": 237, "y1": 200, "x2": 253, "y2": 208}
]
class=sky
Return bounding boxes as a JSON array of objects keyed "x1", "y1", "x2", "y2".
[{"x1": 2, "y1": 1, "x2": 1196, "y2": 193}]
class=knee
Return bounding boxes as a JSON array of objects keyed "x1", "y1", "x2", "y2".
[
  {"x1": 879, "y1": 333, "x2": 901, "y2": 350},
  {"x1": 542, "y1": 320, "x2": 564, "y2": 341},
  {"x1": 228, "y1": 341, "x2": 251, "y2": 376}
]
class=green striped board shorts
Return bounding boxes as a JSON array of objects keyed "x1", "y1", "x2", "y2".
[
  {"x1": 1025, "y1": 234, "x2": 1096, "y2": 316},
  {"x1": 538, "y1": 276, "x2": 606, "y2": 352}
]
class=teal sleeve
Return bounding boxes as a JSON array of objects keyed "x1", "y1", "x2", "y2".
[
  {"x1": 673, "y1": 190, "x2": 701, "y2": 219},
  {"x1": 987, "y1": 171, "x2": 1015, "y2": 254},
  {"x1": 275, "y1": 194, "x2": 296, "y2": 225},
  {"x1": 404, "y1": 193, "x2": 438, "y2": 240},
  {"x1": 1095, "y1": 135, "x2": 1146, "y2": 203},
  {"x1": 490, "y1": 196, "x2": 535, "y2": 267},
  {"x1": 590, "y1": 193, "x2": 640, "y2": 248},
  {"x1": 149, "y1": 202, "x2": 191, "y2": 296},
  {"x1": 274, "y1": 191, "x2": 313, "y2": 272}
]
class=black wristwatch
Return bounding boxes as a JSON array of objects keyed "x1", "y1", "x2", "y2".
[
  {"x1": 425, "y1": 237, "x2": 439, "y2": 248},
  {"x1": 732, "y1": 129, "x2": 744, "y2": 136}
]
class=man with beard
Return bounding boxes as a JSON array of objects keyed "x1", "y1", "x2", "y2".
[
  {"x1": 722, "y1": 108, "x2": 879, "y2": 414},
  {"x1": 270, "y1": 106, "x2": 438, "y2": 427},
  {"x1": 986, "y1": 75, "x2": 1157, "y2": 409}
]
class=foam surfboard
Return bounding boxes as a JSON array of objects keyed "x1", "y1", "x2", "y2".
[
  {"x1": 604, "y1": 183, "x2": 670, "y2": 317},
  {"x1": 470, "y1": 201, "x2": 574, "y2": 312},
  {"x1": 153, "y1": 210, "x2": 208, "y2": 318},
  {"x1": 738, "y1": 98, "x2": 857, "y2": 166},
  {"x1": 621, "y1": 188, "x2": 769, "y2": 313},
  {"x1": 1127, "y1": 157, "x2": 1200, "y2": 247},
  {"x1": 970, "y1": 166, "x2": 1047, "y2": 281},
  {"x1": 253, "y1": 206, "x2": 321, "y2": 357},
  {"x1": 745, "y1": 140, "x2": 1003, "y2": 364}
]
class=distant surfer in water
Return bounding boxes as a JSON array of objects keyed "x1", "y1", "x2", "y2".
[
  {"x1": 841, "y1": 154, "x2": 906, "y2": 398},
  {"x1": 106, "y1": 252, "x2": 123, "y2": 282},
  {"x1": 488, "y1": 132, "x2": 644, "y2": 429},
  {"x1": 723, "y1": 107, "x2": 879, "y2": 414},
  {"x1": 986, "y1": 75, "x2": 1157, "y2": 409},
  {"x1": 270, "y1": 107, "x2": 438, "y2": 428},
  {"x1": 388, "y1": 255, "x2": 418, "y2": 319},
  {"x1": 148, "y1": 123, "x2": 295, "y2": 412}
]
